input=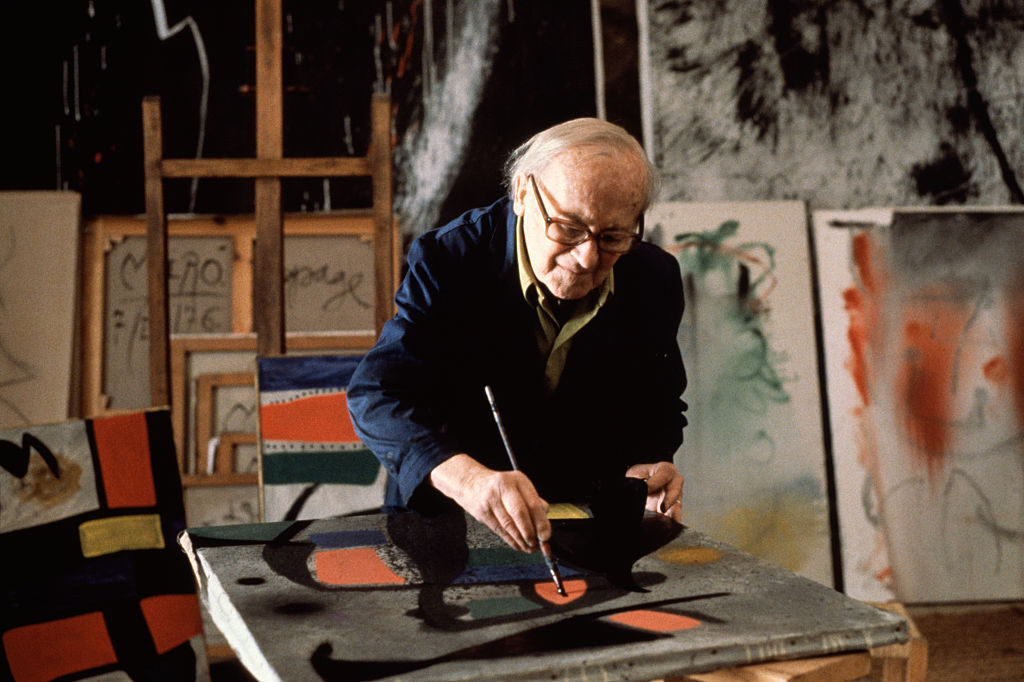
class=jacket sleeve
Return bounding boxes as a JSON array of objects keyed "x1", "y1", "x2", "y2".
[
  {"x1": 618, "y1": 245, "x2": 687, "y2": 468},
  {"x1": 346, "y1": 233, "x2": 465, "y2": 508}
]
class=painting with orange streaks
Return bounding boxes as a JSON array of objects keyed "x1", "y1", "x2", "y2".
[{"x1": 815, "y1": 209, "x2": 1024, "y2": 602}]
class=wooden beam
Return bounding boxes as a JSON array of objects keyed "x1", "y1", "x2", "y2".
[
  {"x1": 160, "y1": 156, "x2": 374, "y2": 178},
  {"x1": 254, "y1": 0, "x2": 285, "y2": 356},
  {"x1": 370, "y1": 93, "x2": 395, "y2": 337},
  {"x1": 142, "y1": 96, "x2": 171, "y2": 407}
]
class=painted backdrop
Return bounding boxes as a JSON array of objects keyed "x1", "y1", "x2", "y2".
[{"x1": 642, "y1": 0, "x2": 1024, "y2": 207}]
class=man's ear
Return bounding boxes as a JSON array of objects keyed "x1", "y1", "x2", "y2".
[{"x1": 511, "y1": 174, "x2": 528, "y2": 216}]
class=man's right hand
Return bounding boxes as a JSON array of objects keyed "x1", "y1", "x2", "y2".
[{"x1": 429, "y1": 453, "x2": 551, "y2": 553}]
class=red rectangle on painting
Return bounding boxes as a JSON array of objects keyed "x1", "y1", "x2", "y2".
[
  {"x1": 140, "y1": 593, "x2": 203, "y2": 654},
  {"x1": 3, "y1": 612, "x2": 118, "y2": 682},
  {"x1": 260, "y1": 392, "x2": 358, "y2": 443},
  {"x1": 93, "y1": 412, "x2": 157, "y2": 508}
]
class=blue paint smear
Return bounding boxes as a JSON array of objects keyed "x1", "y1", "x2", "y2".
[
  {"x1": 310, "y1": 530, "x2": 388, "y2": 548},
  {"x1": 454, "y1": 565, "x2": 552, "y2": 583}
]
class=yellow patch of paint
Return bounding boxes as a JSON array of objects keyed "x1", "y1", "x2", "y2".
[
  {"x1": 714, "y1": 493, "x2": 826, "y2": 573},
  {"x1": 655, "y1": 546, "x2": 724, "y2": 565},
  {"x1": 79, "y1": 514, "x2": 165, "y2": 558},
  {"x1": 547, "y1": 503, "x2": 590, "y2": 519}
]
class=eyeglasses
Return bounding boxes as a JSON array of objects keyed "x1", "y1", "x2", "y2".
[{"x1": 529, "y1": 174, "x2": 643, "y2": 254}]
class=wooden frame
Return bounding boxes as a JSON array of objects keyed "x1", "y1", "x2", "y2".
[
  {"x1": 195, "y1": 372, "x2": 257, "y2": 478},
  {"x1": 80, "y1": 212, "x2": 399, "y2": 418}
]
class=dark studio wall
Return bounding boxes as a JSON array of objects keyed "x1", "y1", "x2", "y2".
[
  {"x1": 5, "y1": 0, "x2": 1020, "y2": 231},
  {"x1": 0, "y1": 0, "x2": 605, "y2": 237}
]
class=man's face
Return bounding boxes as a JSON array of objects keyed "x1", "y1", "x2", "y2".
[{"x1": 513, "y1": 148, "x2": 644, "y2": 300}]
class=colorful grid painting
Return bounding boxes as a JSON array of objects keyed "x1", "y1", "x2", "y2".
[
  {"x1": 256, "y1": 354, "x2": 385, "y2": 521},
  {"x1": 0, "y1": 409, "x2": 207, "y2": 680}
]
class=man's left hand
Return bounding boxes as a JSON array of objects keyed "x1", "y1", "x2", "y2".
[{"x1": 625, "y1": 461, "x2": 683, "y2": 522}]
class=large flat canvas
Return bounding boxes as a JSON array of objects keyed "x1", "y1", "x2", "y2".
[
  {"x1": 648, "y1": 201, "x2": 834, "y2": 587},
  {"x1": 0, "y1": 409, "x2": 207, "y2": 680},
  {"x1": 179, "y1": 513, "x2": 906, "y2": 681},
  {"x1": 814, "y1": 209, "x2": 1024, "y2": 602},
  {"x1": 0, "y1": 191, "x2": 80, "y2": 429}
]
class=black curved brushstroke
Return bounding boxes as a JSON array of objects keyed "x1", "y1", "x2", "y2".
[
  {"x1": 309, "y1": 592, "x2": 730, "y2": 681},
  {"x1": 0, "y1": 432, "x2": 60, "y2": 479},
  {"x1": 284, "y1": 482, "x2": 322, "y2": 520}
]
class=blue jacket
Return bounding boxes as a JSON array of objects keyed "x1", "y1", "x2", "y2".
[{"x1": 347, "y1": 197, "x2": 687, "y2": 511}]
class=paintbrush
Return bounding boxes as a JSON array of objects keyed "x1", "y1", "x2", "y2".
[{"x1": 484, "y1": 385, "x2": 567, "y2": 596}]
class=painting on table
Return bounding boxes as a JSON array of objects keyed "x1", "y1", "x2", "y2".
[
  {"x1": 814, "y1": 208, "x2": 1024, "y2": 602},
  {"x1": 257, "y1": 354, "x2": 385, "y2": 522},
  {"x1": 0, "y1": 409, "x2": 207, "y2": 680},
  {"x1": 648, "y1": 201, "x2": 834, "y2": 587},
  {"x1": 179, "y1": 510, "x2": 907, "y2": 681}
]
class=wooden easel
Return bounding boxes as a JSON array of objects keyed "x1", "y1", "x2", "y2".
[{"x1": 142, "y1": 0, "x2": 394, "y2": 408}]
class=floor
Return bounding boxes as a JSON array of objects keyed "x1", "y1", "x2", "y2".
[{"x1": 207, "y1": 602, "x2": 1024, "y2": 681}]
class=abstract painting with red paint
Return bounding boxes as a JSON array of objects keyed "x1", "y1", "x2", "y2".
[{"x1": 816, "y1": 209, "x2": 1024, "y2": 602}]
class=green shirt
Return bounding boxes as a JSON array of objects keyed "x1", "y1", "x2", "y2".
[{"x1": 516, "y1": 215, "x2": 613, "y2": 393}]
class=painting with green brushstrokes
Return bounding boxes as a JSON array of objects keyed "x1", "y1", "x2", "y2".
[{"x1": 648, "y1": 201, "x2": 834, "y2": 587}]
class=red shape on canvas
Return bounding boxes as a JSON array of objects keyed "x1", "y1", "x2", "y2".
[
  {"x1": 3, "y1": 612, "x2": 118, "y2": 682},
  {"x1": 260, "y1": 393, "x2": 358, "y2": 443},
  {"x1": 606, "y1": 609, "x2": 701, "y2": 633},
  {"x1": 92, "y1": 412, "x2": 157, "y2": 508},
  {"x1": 315, "y1": 547, "x2": 406, "y2": 585},
  {"x1": 535, "y1": 578, "x2": 587, "y2": 605},
  {"x1": 140, "y1": 593, "x2": 203, "y2": 654}
]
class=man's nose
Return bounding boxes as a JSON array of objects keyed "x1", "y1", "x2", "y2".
[{"x1": 572, "y1": 238, "x2": 600, "y2": 269}]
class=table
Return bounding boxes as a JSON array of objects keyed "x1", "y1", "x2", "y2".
[{"x1": 178, "y1": 510, "x2": 907, "y2": 681}]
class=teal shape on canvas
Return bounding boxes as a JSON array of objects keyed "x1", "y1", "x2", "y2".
[{"x1": 262, "y1": 448, "x2": 380, "y2": 485}]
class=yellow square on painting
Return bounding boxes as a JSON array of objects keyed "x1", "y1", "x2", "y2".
[{"x1": 78, "y1": 514, "x2": 165, "y2": 558}]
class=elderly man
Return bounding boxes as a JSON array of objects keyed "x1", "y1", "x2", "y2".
[{"x1": 347, "y1": 118, "x2": 686, "y2": 553}]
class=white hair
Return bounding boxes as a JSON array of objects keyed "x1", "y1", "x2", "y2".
[{"x1": 504, "y1": 118, "x2": 660, "y2": 209}]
